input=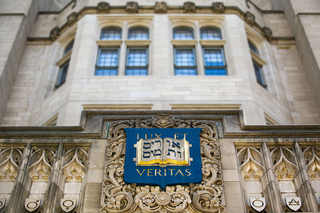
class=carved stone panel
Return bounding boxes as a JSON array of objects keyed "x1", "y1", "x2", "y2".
[
  {"x1": 100, "y1": 116, "x2": 225, "y2": 213},
  {"x1": 262, "y1": 26, "x2": 272, "y2": 41},
  {"x1": 245, "y1": 12, "x2": 255, "y2": 26},
  {"x1": 62, "y1": 148, "x2": 88, "y2": 181},
  {"x1": 50, "y1": 27, "x2": 60, "y2": 41},
  {"x1": 0, "y1": 148, "x2": 22, "y2": 180},
  {"x1": 97, "y1": 2, "x2": 110, "y2": 13},
  {"x1": 271, "y1": 147, "x2": 298, "y2": 180},
  {"x1": 155, "y1": 2, "x2": 167, "y2": 13},
  {"x1": 67, "y1": 12, "x2": 78, "y2": 26},
  {"x1": 126, "y1": 1, "x2": 139, "y2": 13},
  {"x1": 304, "y1": 147, "x2": 320, "y2": 179},
  {"x1": 28, "y1": 148, "x2": 55, "y2": 181},
  {"x1": 212, "y1": 2, "x2": 225, "y2": 14},
  {"x1": 183, "y1": 2, "x2": 196, "y2": 13}
]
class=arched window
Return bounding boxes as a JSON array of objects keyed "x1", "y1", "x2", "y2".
[
  {"x1": 101, "y1": 27, "x2": 121, "y2": 40},
  {"x1": 173, "y1": 27, "x2": 194, "y2": 40},
  {"x1": 128, "y1": 27, "x2": 149, "y2": 40},
  {"x1": 200, "y1": 27, "x2": 221, "y2": 40},
  {"x1": 248, "y1": 40, "x2": 259, "y2": 55}
]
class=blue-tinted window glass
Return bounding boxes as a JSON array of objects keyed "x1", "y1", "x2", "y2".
[
  {"x1": 201, "y1": 28, "x2": 221, "y2": 40},
  {"x1": 175, "y1": 49, "x2": 195, "y2": 66},
  {"x1": 56, "y1": 62, "x2": 69, "y2": 87},
  {"x1": 205, "y1": 69, "x2": 226, "y2": 75},
  {"x1": 97, "y1": 49, "x2": 118, "y2": 67},
  {"x1": 128, "y1": 28, "x2": 148, "y2": 40},
  {"x1": 248, "y1": 40, "x2": 259, "y2": 55},
  {"x1": 173, "y1": 28, "x2": 193, "y2": 40},
  {"x1": 126, "y1": 69, "x2": 148, "y2": 76},
  {"x1": 64, "y1": 40, "x2": 74, "y2": 55},
  {"x1": 127, "y1": 49, "x2": 147, "y2": 66},
  {"x1": 253, "y1": 62, "x2": 265, "y2": 86},
  {"x1": 95, "y1": 69, "x2": 117, "y2": 76},
  {"x1": 175, "y1": 69, "x2": 197, "y2": 76},
  {"x1": 101, "y1": 28, "x2": 121, "y2": 40},
  {"x1": 204, "y1": 49, "x2": 225, "y2": 66}
]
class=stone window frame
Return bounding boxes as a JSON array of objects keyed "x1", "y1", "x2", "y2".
[
  {"x1": 100, "y1": 27, "x2": 122, "y2": 40},
  {"x1": 95, "y1": 47, "x2": 120, "y2": 76},
  {"x1": 248, "y1": 39, "x2": 267, "y2": 88}
]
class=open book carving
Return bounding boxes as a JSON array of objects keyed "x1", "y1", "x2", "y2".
[{"x1": 134, "y1": 137, "x2": 192, "y2": 166}]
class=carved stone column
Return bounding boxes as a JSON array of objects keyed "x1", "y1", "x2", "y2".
[
  {"x1": 261, "y1": 142, "x2": 282, "y2": 213},
  {"x1": 294, "y1": 142, "x2": 318, "y2": 212},
  {"x1": 43, "y1": 143, "x2": 64, "y2": 213},
  {"x1": 8, "y1": 143, "x2": 32, "y2": 213}
]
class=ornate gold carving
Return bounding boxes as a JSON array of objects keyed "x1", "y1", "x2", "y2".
[
  {"x1": 62, "y1": 148, "x2": 88, "y2": 181},
  {"x1": 183, "y1": 2, "x2": 196, "y2": 13},
  {"x1": 100, "y1": 116, "x2": 225, "y2": 213},
  {"x1": 271, "y1": 147, "x2": 297, "y2": 180},
  {"x1": 304, "y1": 147, "x2": 320, "y2": 179},
  {"x1": 28, "y1": 148, "x2": 55, "y2": 181},
  {"x1": 212, "y1": 2, "x2": 225, "y2": 14},
  {"x1": 155, "y1": 2, "x2": 167, "y2": 13},
  {"x1": 238, "y1": 147, "x2": 264, "y2": 180},
  {"x1": 0, "y1": 148, "x2": 22, "y2": 180}
]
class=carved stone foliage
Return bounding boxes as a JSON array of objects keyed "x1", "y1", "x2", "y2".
[
  {"x1": 212, "y1": 2, "x2": 225, "y2": 14},
  {"x1": 126, "y1": 2, "x2": 139, "y2": 13},
  {"x1": 62, "y1": 148, "x2": 88, "y2": 181},
  {"x1": 262, "y1": 26, "x2": 272, "y2": 41},
  {"x1": 238, "y1": 147, "x2": 264, "y2": 180},
  {"x1": 67, "y1": 12, "x2": 78, "y2": 26},
  {"x1": 244, "y1": 11, "x2": 255, "y2": 26},
  {"x1": 155, "y1": 2, "x2": 167, "y2": 13},
  {"x1": 271, "y1": 147, "x2": 298, "y2": 180},
  {"x1": 50, "y1": 27, "x2": 60, "y2": 41},
  {"x1": 304, "y1": 147, "x2": 320, "y2": 179},
  {"x1": 28, "y1": 148, "x2": 55, "y2": 181},
  {"x1": 101, "y1": 115, "x2": 225, "y2": 213},
  {"x1": 0, "y1": 148, "x2": 22, "y2": 180},
  {"x1": 97, "y1": 2, "x2": 110, "y2": 13},
  {"x1": 183, "y1": 2, "x2": 196, "y2": 13}
]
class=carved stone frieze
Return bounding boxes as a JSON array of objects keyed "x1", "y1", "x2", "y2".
[
  {"x1": 126, "y1": 2, "x2": 139, "y2": 13},
  {"x1": 271, "y1": 147, "x2": 298, "y2": 180},
  {"x1": 62, "y1": 148, "x2": 88, "y2": 181},
  {"x1": 262, "y1": 26, "x2": 272, "y2": 41},
  {"x1": 244, "y1": 11, "x2": 255, "y2": 26},
  {"x1": 304, "y1": 147, "x2": 320, "y2": 179},
  {"x1": 155, "y1": 2, "x2": 167, "y2": 13},
  {"x1": 50, "y1": 27, "x2": 60, "y2": 41},
  {"x1": 183, "y1": 2, "x2": 196, "y2": 13},
  {"x1": 0, "y1": 148, "x2": 22, "y2": 180},
  {"x1": 100, "y1": 115, "x2": 225, "y2": 213},
  {"x1": 212, "y1": 2, "x2": 225, "y2": 14},
  {"x1": 28, "y1": 148, "x2": 55, "y2": 181},
  {"x1": 67, "y1": 12, "x2": 78, "y2": 26},
  {"x1": 97, "y1": 2, "x2": 110, "y2": 13},
  {"x1": 238, "y1": 147, "x2": 264, "y2": 180}
]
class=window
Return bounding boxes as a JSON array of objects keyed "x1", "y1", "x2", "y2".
[
  {"x1": 56, "y1": 62, "x2": 69, "y2": 88},
  {"x1": 173, "y1": 27, "x2": 194, "y2": 40},
  {"x1": 201, "y1": 27, "x2": 221, "y2": 40},
  {"x1": 203, "y1": 48, "x2": 226, "y2": 75},
  {"x1": 174, "y1": 48, "x2": 197, "y2": 75},
  {"x1": 101, "y1": 27, "x2": 121, "y2": 40},
  {"x1": 248, "y1": 40, "x2": 267, "y2": 88},
  {"x1": 253, "y1": 62, "x2": 266, "y2": 87},
  {"x1": 248, "y1": 40, "x2": 259, "y2": 55},
  {"x1": 126, "y1": 48, "x2": 148, "y2": 75},
  {"x1": 95, "y1": 48, "x2": 119, "y2": 76},
  {"x1": 64, "y1": 40, "x2": 74, "y2": 54},
  {"x1": 128, "y1": 27, "x2": 149, "y2": 40},
  {"x1": 56, "y1": 40, "x2": 74, "y2": 88}
]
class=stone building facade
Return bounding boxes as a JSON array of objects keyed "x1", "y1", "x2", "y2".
[{"x1": 1, "y1": 0, "x2": 320, "y2": 212}]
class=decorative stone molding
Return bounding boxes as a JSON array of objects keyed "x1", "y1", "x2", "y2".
[
  {"x1": 271, "y1": 147, "x2": 298, "y2": 180},
  {"x1": 67, "y1": 12, "x2": 78, "y2": 26},
  {"x1": 126, "y1": 1, "x2": 139, "y2": 13},
  {"x1": 61, "y1": 198, "x2": 77, "y2": 213},
  {"x1": 72, "y1": 0, "x2": 77, "y2": 9},
  {"x1": 0, "y1": 148, "x2": 22, "y2": 180},
  {"x1": 25, "y1": 198, "x2": 41, "y2": 212},
  {"x1": 62, "y1": 148, "x2": 88, "y2": 181},
  {"x1": 97, "y1": 2, "x2": 110, "y2": 13},
  {"x1": 245, "y1": 11, "x2": 255, "y2": 26},
  {"x1": 262, "y1": 26, "x2": 272, "y2": 41},
  {"x1": 304, "y1": 147, "x2": 320, "y2": 179},
  {"x1": 212, "y1": 2, "x2": 225, "y2": 14},
  {"x1": 28, "y1": 148, "x2": 55, "y2": 181},
  {"x1": 100, "y1": 115, "x2": 225, "y2": 213},
  {"x1": 238, "y1": 147, "x2": 264, "y2": 180},
  {"x1": 183, "y1": 2, "x2": 196, "y2": 13},
  {"x1": 155, "y1": 2, "x2": 167, "y2": 13},
  {"x1": 50, "y1": 27, "x2": 60, "y2": 41},
  {"x1": 0, "y1": 198, "x2": 5, "y2": 210}
]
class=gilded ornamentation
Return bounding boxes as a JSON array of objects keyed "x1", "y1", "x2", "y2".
[
  {"x1": 28, "y1": 148, "x2": 55, "y2": 181},
  {"x1": 97, "y1": 2, "x2": 110, "y2": 13},
  {"x1": 50, "y1": 27, "x2": 60, "y2": 41},
  {"x1": 271, "y1": 147, "x2": 297, "y2": 180},
  {"x1": 183, "y1": 2, "x2": 196, "y2": 13},
  {"x1": 245, "y1": 11, "x2": 255, "y2": 26},
  {"x1": 238, "y1": 147, "x2": 264, "y2": 180},
  {"x1": 0, "y1": 148, "x2": 22, "y2": 180},
  {"x1": 262, "y1": 26, "x2": 272, "y2": 41},
  {"x1": 67, "y1": 12, "x2": 78, "y2": 26},
  {"x1": 212, "y1": 2, "x2": 225, "y2": 14},
  {"x1": 155, "y1": 2, "x2": 168, "y2": 13},
  {"x1": 62, "y1": 148, "x2": 88, "y2": 181},
  {"x1": 101, "y1": 116, "x2": 225, "y2": 213},
  {"x1": 126, "y1": 2, "x2": 139, "y2": 13},
  {"x1": 304, "y1": 147, "x2": 320, "y2": 179}
]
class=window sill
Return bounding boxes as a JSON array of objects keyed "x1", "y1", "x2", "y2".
[
  {"x1": 97, "y1": 40, "x2": 122, "y2": 47},
  {"x1": 171, "y1": 40, "x2": 197, "y2": 46},
  {"x1": 200, "y1": 40, "x2": 226, "y2": 46},
  {"x1": 56, "y1": 51, "x2": 72, "y2": 66},
  {"x1": 251, "y1": 50, "x2": 266, "y2": 66},
  {"x1": 125, "y1": 40, "x2": 151, "y2": 47}
]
